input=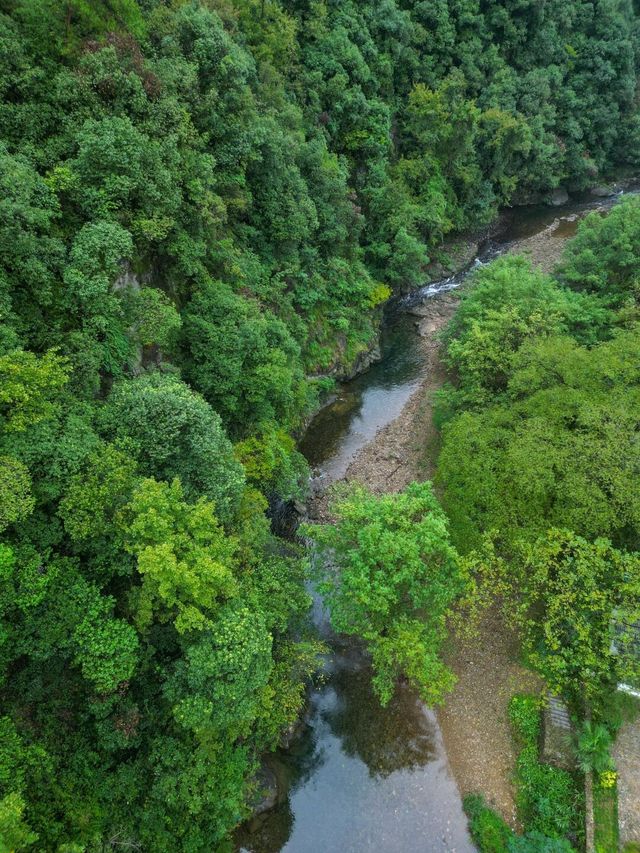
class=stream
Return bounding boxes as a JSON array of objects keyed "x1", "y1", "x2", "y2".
[{"x1": 236, "y1": 187, "x2": 636, "y2": 853}]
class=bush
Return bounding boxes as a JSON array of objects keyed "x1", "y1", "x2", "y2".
[
  {"x1": 510, "y1": 832, "x2": 574, "y2": 852},
  {"x1": 509, "y1": 695, "x2": 541, "y2": 746},
  {"x1": 515, "y1": 746, "x2": 579, "y2": 839},
  {"x1": 576, "y1": 721, "x2": 613, "y2": 774},
  {"x1": 463, "y1": 795, "x2": 575, "y2": 853},
  {"x1": 464, "y1": 794, "x2": 513, "y2": 853},
  {"x1": 508, "y1": 695, "x2": 582, "y2": 841}
]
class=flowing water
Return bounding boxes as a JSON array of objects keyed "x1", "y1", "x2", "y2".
[{"x1": 236, "y1": 187, "x2": 637, "y2": 853}]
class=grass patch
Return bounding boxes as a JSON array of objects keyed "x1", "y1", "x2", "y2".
[{"x1": 593, "y1": 776, "x2": 619, "y2": 853}]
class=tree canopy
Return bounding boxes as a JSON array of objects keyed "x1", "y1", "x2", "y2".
[
  {"x1": 305, "y1": 483, "x2": 465, "y2": 706},
  {"x1": 1, "y1": 0, "x2": 640, "y2": 847}
]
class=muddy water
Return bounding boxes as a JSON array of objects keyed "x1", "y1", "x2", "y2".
[{"x1": 236, "y1": 188, "x2": 637, "y2": 853}]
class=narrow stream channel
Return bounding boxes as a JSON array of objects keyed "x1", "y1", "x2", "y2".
[{"x1": 236, "y1": 187, "x2": 636, "y2": 853}]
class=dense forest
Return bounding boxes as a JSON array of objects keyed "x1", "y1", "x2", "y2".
[{"x1": 1, "y1": 0, "x2": 640, "y2": 850}]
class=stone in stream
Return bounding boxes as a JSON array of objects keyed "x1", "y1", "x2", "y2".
[
  {"x1": 248, "y1": 763, "x2": 279, "y2": 818},
  {"x1": 407, "y1": 304, "x2": 433, "y2": 318}
]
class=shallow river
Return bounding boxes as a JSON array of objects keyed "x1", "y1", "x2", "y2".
[{"x1": 236, "y1": 188, "x2": 634, "y2": 853}]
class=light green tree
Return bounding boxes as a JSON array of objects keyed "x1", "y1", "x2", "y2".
[{"x1": 304, "y1": 482, "x2": 465, "y2": 705}]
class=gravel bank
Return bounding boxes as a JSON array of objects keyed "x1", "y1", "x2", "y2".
[{"x1": 306, "y1": 215, "x2": 581, "y2": 824}]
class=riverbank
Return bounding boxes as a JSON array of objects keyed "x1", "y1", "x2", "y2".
[{"x1": 306, "y1": 207, "x2": 588, "y2": 827}]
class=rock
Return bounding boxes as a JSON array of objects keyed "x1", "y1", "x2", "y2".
[
  {"x1": 342, "y1": 340, "x2": 382, "y2": 381},
  {"x1": 249, "y1": 763, "x2": 279, "y2": 817},
  {"x1": 590, "y1": 184, "x2": 614, "y2": 198},
  {"x1": 407, "y1": 304, "x2": 432, "y2": 318},
  {"x1": 418, "y1": 319, "x2": 440, "y2": 337},
  {"x1": 548, "y1": 187, "x2": 569, "y2": 207},
  {"x1": 113, "y1": 259, "x2": 153, "y2": 291},
  {"x1": 279, "y1": 713, "x2": 309, "y2": 749},
  {"x1": 292, "y1": 499, "x2": 307, "y2": 516},
  {"x1": 541, "y1": 694, "x2": 576, "y2": 771},
  {"x1": 424, "y1": 239, "x2": 480, "y2": 282}
]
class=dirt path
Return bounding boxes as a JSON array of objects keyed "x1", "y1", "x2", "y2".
[
  {"x1": 306, "y1": 219, "x2": 576, "y2": 825},
  {"x1": 613, "y1": 716, "x2": 640, "y2": 846}
]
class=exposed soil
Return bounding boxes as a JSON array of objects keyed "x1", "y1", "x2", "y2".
[
  {"x1": 613, "y1": 715, "x2": 640, "y2": 846},
  {"x1": 306, "y1": 219, "x2": 572, "y2": 825},
  {"x1": 505, "y1": 214, "x2": 580, "y2": 273}
]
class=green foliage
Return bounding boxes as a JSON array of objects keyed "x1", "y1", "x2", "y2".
[
  {"x1": 0, "y1": 456, "x2": 34, "y2": 533},
  {"x1": 234, "y1": 423, "x2": 308, "y2": 499},
  {"x1": 515, "y1": 745, "x2": 579, "y2": 841},
  {"x1": 0, "y1": 349, "x2": 69, "y2": 433},
  {"x1": 439, "y1": 326, "x2": 640, "y2": 553},
  {"x1": 509, "y1": 833, "x2": 575, "y2": 852},
  {"x1": 558, "y1": 196, "x2": 640, "y2": 304},
  {"x1": 99, "y1": 373, "x2": 246, "y2": 523},
  {"x1": 508, "y1": 696, "x2": 582, "y2": 843},
  {"x1": 593, "y1": 779, "x2": 619, "y2": 853},
  {"x1": 509, "y1": 695, "x2": 542, "y2": 747},
  {"x1": 438, "y1": 256, "x2": 611, "y2": 414},
  {"x1": 576, "y1": 722, "x2": 614, "y2": 775},
  {"x1": 0, "y1": 792, "x2": 38, "y2": 853},
  {"x1": 125, "y1": 286, "x2": 182, "y2": 351},
  {"x1": 483, "y1": 532, "x2": 640, "y2": 701},
  {"x1": 304, "y1": 482, "x2": 464, "y2": 706},
  {"x1": 464, "y1": 793, "x2": 514, "y2": 852},
  {"x1": 168, "y1": 601, "x2": 273, "y2": 737},
  {"x1": 1, "y1": 0, "x2": 639, "y2": 847},
  {"x1": 180, "y1": 279, "x2": 308, "y2": 436},
  {"x1": 123, "y1": 477, "x2": 238, "y2": 634},
  {"x1": 463, "y1": 793, "x2": 575, "y2": 853}
]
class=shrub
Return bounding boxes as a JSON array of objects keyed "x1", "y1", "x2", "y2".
[
  {"x1": 463, "y1": 795, "x2": 575, "y2": 853},
  {"x1": 464, "y1": 794, "x2": 513, "y2": 853},
  {"x1": 576, "y1": 721, "x2": 614, "y2": 775},
  {"x1": 515, "y1": 745, "x2": 579, "y2": 839},
  {"x1": 510, "y1": 832, "x2": 574, "y2": 852},
  {"x1": 509, "y1": 695, "x2": 541, "y2": 747},
  {"x1": 508, "y1": 695, "x2": 582, "y2": 841}
]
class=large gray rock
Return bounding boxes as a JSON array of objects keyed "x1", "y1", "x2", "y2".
[
  {"x1": 249, "y1": 763, "x2": 279, "y2": 817},
  {"x1": 590, "y1": 184, "x2": 614, "y2": 198},
  {"x1": 548, "y1": 187, "x2": 569, "y2": 207}
]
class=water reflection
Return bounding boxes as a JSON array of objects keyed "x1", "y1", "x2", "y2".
[
  {"x1": 237, "y1": 638, "x2": 473, "y2": 853},
  {"x1": 323, "y1": 643, "x2": 438, "y2": 778}
]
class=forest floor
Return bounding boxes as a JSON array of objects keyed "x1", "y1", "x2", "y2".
[{"x1": 307, "y1": 216, "x2": 573, "y2": 825}]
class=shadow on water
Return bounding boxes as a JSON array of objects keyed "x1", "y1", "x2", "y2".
[
  {"x1": 236, "y1": 638, "x2": 470, "y2": 853},
  {"x1": 320, "y1": 643, "x2": 438, "y2": 778}
]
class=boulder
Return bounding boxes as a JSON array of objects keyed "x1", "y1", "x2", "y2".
[
  {"x1": 589, "y1": 184, "x2": 614, "y2": 198},
  {"x1": 548, "y1": 187, "x2": 569, "y2": 207},
  {"x1": 249, "y1": 763, "x2": 279, "y2": 818},
  {"x1": 279, "y1": 714, "x2": 309, "y2": 749}
]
